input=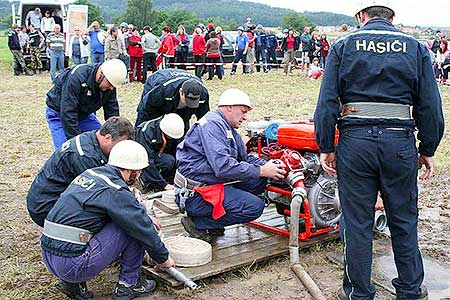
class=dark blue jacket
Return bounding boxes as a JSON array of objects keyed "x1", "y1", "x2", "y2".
[
  {"x1": 46, "y1": 64, "x2": 120, "y2": 139},
  {"x1": 136, "y1": 69, "x2": 209, "y2": 130},
  {"x1": 314, "y1": 18, "x2": 444, "y2": 157},
  {"x1": 41, "y1": 165, "x2": 169, "y2": 263},
  {"x1": 265, "y1": 33, "x2": 278, "y2": 50},
  {"x1": 135, "y1": 117, "x2": 180, "y2": 189},
  {"x1": 176, "y1": 109, "x2": 266, "y2": 184},
  {"x1": 8, "y1": 30, "x2": 21, "y2": 51},
  {"x1": 27, "y1": 131, "x2": 107, "y2": 223},
  {"x1": 255, "y1": 32, "x2": 267, "y2": 48}
]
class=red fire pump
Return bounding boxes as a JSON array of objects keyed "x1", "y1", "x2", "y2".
[{"x1": 246, "y1": 120, "x2": 341, "y2": 241}]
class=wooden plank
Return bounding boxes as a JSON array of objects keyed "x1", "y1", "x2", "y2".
[{"x1": 142, "y1": 207, "x2": 339, "y2": 287}]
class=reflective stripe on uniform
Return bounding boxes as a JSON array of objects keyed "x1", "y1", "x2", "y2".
[
  {"x1": 86, "y1": 169, "x2": 121, "y2": 190},
  {"x1": 75, "y1": 135, "x2": 85, "y2": 156},
  {"x1": 343, "y1": 228, "x2": 355, "y2": 299}
]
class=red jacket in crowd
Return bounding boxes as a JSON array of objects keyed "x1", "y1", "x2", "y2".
[
  {"x1": 158, "y1": 34, "x2": 175, "y2": 57},
  {"x1": 193, "y1": 34, "x2": 206, "y2": 55},
  {"x1": 171, "y1": 34, "x2": 180, "y2": 48},
  {"x1": 247, "y1": 31, "x2": 255, "y2": 48},
  {"x1": 128, "y1": 35, "x2": 143, "y2": 57},
  {"x1": 321, "y1": 39, "x2": 330, "y2": 57}
]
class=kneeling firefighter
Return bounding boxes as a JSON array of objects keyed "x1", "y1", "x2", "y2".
[{"x1": 41, "y1": 140, "x2": 175, "y2": 300}]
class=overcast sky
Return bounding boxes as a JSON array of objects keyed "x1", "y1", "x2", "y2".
[{"x1": 241, "y1": 0, "x2": 450, "y2": 28}]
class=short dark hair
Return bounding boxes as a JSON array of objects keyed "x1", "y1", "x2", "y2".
[
  {"x1": 162, "y1": 26, "x2": 172, "y2": 33},
  {"x1": 209, "y1": 31, "x2": 216, "y2": 38},
  {"x1": 99, "y1": 116, "x2": 135, "y2": 141},
  {"x1": 181, "y1": 79, "x2": 202, "y2": 97},
  {"x1": 109, "y1": 26, "x2": 118, "y2": 34},
  {"x1": 364, "y1": 6, "x2": 394, "y2": 21},
  {"x1": 143, "y1": 26, "x2": 151, "y2": 32}
]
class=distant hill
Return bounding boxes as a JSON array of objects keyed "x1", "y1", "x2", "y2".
[{"x1": 303, "y1": 11, "x2": 357, "y2": 27}]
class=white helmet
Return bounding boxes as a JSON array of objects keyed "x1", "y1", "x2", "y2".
[
  {"x1": 160, "y1": 113, "x2": 185, "y2": 139},
  {"x1": 101, "y1": 59, "x2": 127, "y2": 88},
  {"x1": 218, "y1": 89, "x2": 252, "y2": 109},
  {"x1": 108, "y1": 140, "x2": 149, "y2": 170},
  {"x1": 355, "y1": 0, "x2": 395, "y2": 17}
]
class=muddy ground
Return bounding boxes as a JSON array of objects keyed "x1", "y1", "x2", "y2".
[{"x1": 0, "y1": 69, "x2": 449, "y2": 300}]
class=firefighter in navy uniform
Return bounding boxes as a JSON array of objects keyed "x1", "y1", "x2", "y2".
[
  {"x1": 175, "y1": 89, "x2": 287, "y2": 243},
  {"x1": 314, "y1": 1, "x2": 444, "y2": 300},
  {"x1": 27, "y1": 117, "x2": 134, "y2": 227},
  {"x1": 135, "y1": 113, "x2": 185, "y2": 192},
  {"x1": 45, "y1": 59, "x2": 128, "y2": 149},
  {"x1": 41, "y1": 140, "x2": 175, "y2": 300},
  {"x1": 135, "y1": 68, "x2": 210, "y2": 130}
]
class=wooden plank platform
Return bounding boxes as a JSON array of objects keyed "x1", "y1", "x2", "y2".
[{"x1": 142, "y1": 205, "x2": 339, "y2": 287}]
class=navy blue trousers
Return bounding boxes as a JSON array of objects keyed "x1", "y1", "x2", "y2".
[
  {"x1": 231, "y1": 49, "x2": 248, "y2": 74},
  {"x1": 42, "y1": 222, "x2": 144, "y2": 285},
  {"x1": 255, "y1": 45, "x2": 267, "y2": 72},
  {"x1": 337, "y1": 126, "x2": 423, "y2": 300},
  {"x1": 177, "y1": 177, "x2": 266, "y2": 230}
]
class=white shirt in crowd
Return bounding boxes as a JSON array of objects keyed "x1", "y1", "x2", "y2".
[{"x1": 41, "y1": 16, "x2": 55, "y2": 32}]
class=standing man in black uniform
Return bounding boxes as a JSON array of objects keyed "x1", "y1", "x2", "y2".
[
  {"x1": 135, "y1": 113, "x2": 185, "y2": 192},
  {"x1": 135, "y1": 68, "x2": 210, "y2": 131},
  {"x1": 27, "y1": 116, "x2": 134, "y2": 227},
  {"x1": 46, "y1": 59, "x2": 128, "y2": 149},
  {"x1": 314, "y1": 1, "x2": 444, "y2": 299}
]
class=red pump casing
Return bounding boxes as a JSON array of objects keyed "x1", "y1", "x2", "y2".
[{"x1": 277, "y1": 121, "x2": 339, "y2": 152}]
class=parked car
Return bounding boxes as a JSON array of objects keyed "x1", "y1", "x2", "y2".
[{"x1": 185, "y1": 33, "x2": 235, "y2": 65}]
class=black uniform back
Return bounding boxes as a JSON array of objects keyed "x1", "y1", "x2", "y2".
[
  {"x1": 46, "y1": 64, "x2": 119, "y2": 139},
  {"x1": 27, "y1": 131, "x2": 107, "y2": 227},
  {"x1": 136, "y1": 69, "x2": 209, "y2": 129},
  {"x1": 41, "y1": 165, "x2": 169, "y2": 264}
]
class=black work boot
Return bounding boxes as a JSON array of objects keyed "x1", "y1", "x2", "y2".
[
  {"x1": 336, "y1": 287, "x2": 346, "y2": 300},
  {"x1": 55, "y1": 280, "x2": 93, "y2": 300},
  {"x1": 181, "y1": 216, "x2": 215, "y2": 243},
  {"x1": 113, "y1": 277, "x2": 156, "y2": 300},
  {"x1": 417, "y1": 285, "x2": 428, "y2": 300},
  {"x1": 209, "y1": 228, "x2": 225, "y2": 236}
]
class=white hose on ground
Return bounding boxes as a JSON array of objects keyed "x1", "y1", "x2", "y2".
[
  {"x1": 289, "y1": 195, "x2": 327, "y2": 300},
  {"x1": 164, "y1": 267, "x2": 198, "y2": 290}
]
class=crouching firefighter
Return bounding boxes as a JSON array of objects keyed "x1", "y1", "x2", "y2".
[
  {"x1": 135, "y1": 113, "x2": 185, "y2": 192},
  {"x1": 27, "y1": 116, "x2": 135, "y2": 227},
  {"x1": 135, "y1": 68, "x2": 210, "y2": 130},
  {"x1": 175, "y1": 89, "x2": 287, "y2": 243},
  {"x1": 41, "y1": 140, "x2": 175, "y2": 300}
]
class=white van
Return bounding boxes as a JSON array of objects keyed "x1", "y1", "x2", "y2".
[{"x1": 10, "y1": 0, "x2": 88, "y2": 68}]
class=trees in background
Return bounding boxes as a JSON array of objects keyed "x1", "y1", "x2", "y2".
[{"x1": 281, "y1": 12, "x2": 314, "y2": 33}]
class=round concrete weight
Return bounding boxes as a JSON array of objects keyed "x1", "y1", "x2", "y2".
[{"x1": 164, "y1": 236, "x2": 212, "y2": 267}]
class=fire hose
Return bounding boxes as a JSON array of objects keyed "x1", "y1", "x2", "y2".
[
  {"x1": 277, "y1": 150, "x2": 327, "y2": 300},
  {"x1": 133, "y1": 189, "x2": 199, "y2": 290},
  {"x1": 164, "y1": 267, "x2": 198, "y2": 290}
]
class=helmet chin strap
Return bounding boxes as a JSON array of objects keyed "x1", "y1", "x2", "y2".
[{"x1": 126, "y1": 170, "x2": 140, "y2": 186}]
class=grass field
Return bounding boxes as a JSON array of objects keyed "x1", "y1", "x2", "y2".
[{"x1": 0, "y1": 37, "x2": 449, "y2": 300}]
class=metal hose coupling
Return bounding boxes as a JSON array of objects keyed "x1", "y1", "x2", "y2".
[{"x1": 291, "y1": 186, "x2": 307, "y2": 200}]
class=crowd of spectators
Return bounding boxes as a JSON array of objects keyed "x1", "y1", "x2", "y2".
[{"x1": 8, "y1": 11, "x2": 450, "y2": 84}]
